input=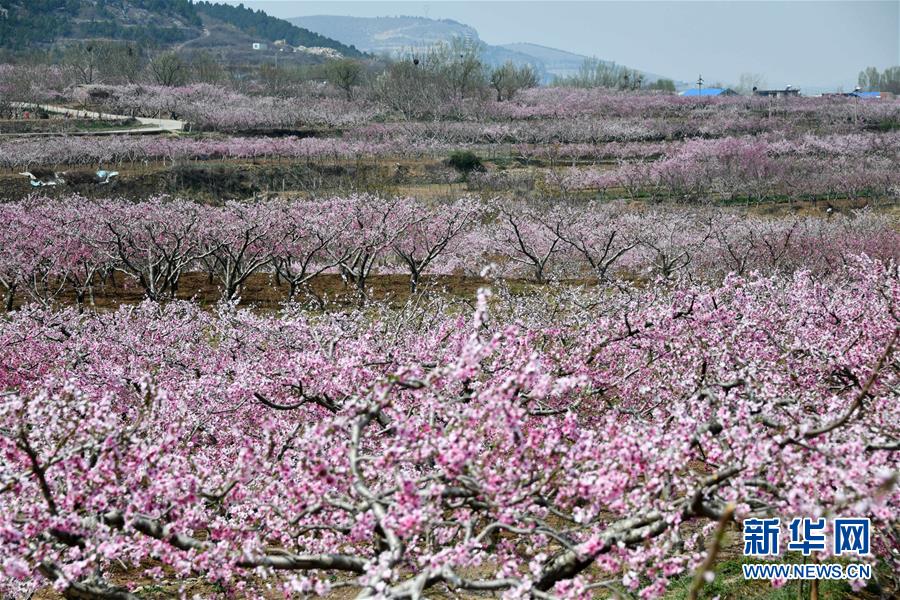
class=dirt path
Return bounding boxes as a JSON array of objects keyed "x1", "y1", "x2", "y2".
[
  {"x1": 175, "y1": 26, "x2": 210, "y2": 52},
  {"x1": 10, "y1": 102, "x2": 184, "y2": 134}
]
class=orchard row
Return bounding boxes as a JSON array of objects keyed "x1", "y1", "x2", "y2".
[
  {"x1": 60, "y1": 83, "x2": 900, "y2": 131},
  {"x1": 1, "y1": 195, "x2": 897, "y2": 307},
  {"x1": 3, "y1": 127, "x2": 897, "y2": 167}
]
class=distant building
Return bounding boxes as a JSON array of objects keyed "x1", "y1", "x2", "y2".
[
  {"x1": 252, "y1": 42, "x2": 268, "y2": 51},
  {"x1": 753, "y1": 86, "x2": 801, "y2": 98},
  {"x1": 679, "y1": 88, "x2": 738, "y2": 97},
  {"x1": 848, "y1": 91, "x2": 888, "y2": 99},
  {"x1": 273, "y1": 39, "x2": 288, "y2": 47}
]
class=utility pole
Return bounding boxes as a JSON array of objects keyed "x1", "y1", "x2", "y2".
[{"x1": 696, "y1": 74, "x2": 704, "y2": 97}]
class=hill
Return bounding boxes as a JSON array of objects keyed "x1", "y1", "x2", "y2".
[
  {"x1": 290, "y1": 15, "x2": 477, "y2": 56},
  {"x1": 501, "y1": 42, "x2": 672, "y2": 83},
  {"x1": 0, "y1": 0, "x2": 202, "y2": 47},
  {"x1": 194, "y1": 2, "x2": 363, "y2": 57},
  {"x1": 290, "y1": 14, "x2": 672, "y2": 84},
  {"x1": 498, "y1": 43, "x2": 588, "y2": 79},
  {"x1": 0, "y1": 1, "x2": 361, "y2": 57}
]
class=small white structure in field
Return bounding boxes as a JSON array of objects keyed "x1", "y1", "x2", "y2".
[{"x1": 252, "y1": 42, "x2": 268, "y2": 51}]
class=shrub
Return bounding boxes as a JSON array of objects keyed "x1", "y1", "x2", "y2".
[{"x1": 447, "y1": 150, "x2": 483, "y2": 176}]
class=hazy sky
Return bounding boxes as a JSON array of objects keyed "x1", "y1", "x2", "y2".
[{"x1": 228, "y1": 1, "x2": 900, "y2": 89}]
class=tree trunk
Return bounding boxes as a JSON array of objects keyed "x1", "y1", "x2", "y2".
[{"x1": 4, "y1": 285, "x2": 15, "y2": 312}]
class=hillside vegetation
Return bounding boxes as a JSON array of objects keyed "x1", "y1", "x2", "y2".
[
  {"x1": 195, "y1": 2, "x2": 363, "y2": 57},
  {"x1": 0, "y1": 0, "x2": 360, "y2": 56},
  {"x1": 0, "y1": 0, "x2": 201, "y2": 47}
]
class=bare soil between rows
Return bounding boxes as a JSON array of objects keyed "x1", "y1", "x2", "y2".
[{"x1": 8, "y1": 272, "x2": 527, "y2": 312}]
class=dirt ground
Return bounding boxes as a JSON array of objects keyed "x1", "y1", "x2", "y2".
[{"x1": 7, "y1": 272, "x2": 543, "y2": 313}]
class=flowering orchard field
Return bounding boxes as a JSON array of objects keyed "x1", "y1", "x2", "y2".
[
  {"x1": 0, "y1": 254, "x2": 898, "y2": 599},
  {"x1": 3, "y1": 132, "x2": 898, "y2": 204},
  {"x1": 49, "y1": 84, "x2": 900, "y2": 132},
  {"x1": 1, "y1": 70, "x2": 900, "y2": 599},
  {"x1": 3, "y1": 83, "x2": 899, "y2": 204},
  {"x1": 0, "y1": 191, "x2": 898, "y2": 599}
]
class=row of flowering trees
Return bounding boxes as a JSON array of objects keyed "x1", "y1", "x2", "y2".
[
  {"x1": 3, "y1": 128, "x2": 896, "y2": 168},
  {"x1": 0, "y1": 196, "x2": 481, "y2": 307},
  {"x1": 484, "y1": 86, "x2": 900, "y2": 123},
  {"x1": 55, "y1": 82, "x2": 899, "y2": 132},
  {"x1": 65, "y1": 83, "x2": 384, "y2": 130},
  {"x1": 0, "y1": 253, "x2": 897, "y2": 598},
  {"x1": 561, "y1": 141, "x2": 899, "y2": 202},
  {"x1": 349, "y1": 121, "x2": 900, "y2": 151},
  {"x1": 0, "y1": 195, "x2": 897, "y2": 309},
  {"x1": 0, "y1": 134, "x2": 425, "y2": 169}
]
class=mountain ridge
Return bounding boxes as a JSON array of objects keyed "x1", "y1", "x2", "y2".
[{"x1": 290, "y1": 14, "x2": 673, "y2": 84}]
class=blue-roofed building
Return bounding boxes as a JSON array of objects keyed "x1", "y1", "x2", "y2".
[
  {"x1": 753, "y1": 87, "x2": 801, "y2": 98},
  {"x1": 679, "y1": 88, "x2": 738, "y2": 97},
  {"x1": 848, "y1": 91, "x2": 883, "y2": 99}
]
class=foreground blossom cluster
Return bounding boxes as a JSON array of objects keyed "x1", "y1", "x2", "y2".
[
  {"x1": 0, "y1": 195, "x2": 897, "y2": 309},
  {"x1": 0, "y1": 252, "x2": 897, "y2": 598}
]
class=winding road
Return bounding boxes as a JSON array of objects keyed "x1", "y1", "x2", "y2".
[{"x1": 7, "y1": 103, "x2": 184, "y2": 136}]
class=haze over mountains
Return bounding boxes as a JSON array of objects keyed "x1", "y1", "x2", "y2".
[{"x1": 290, "y1": 15, "x2": 672, "y2": 84}]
